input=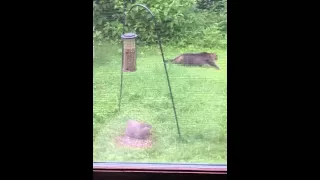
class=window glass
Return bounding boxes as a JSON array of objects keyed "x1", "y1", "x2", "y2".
[{"x1": 93, "y1": 0, "x2": 227, "y2": 165}]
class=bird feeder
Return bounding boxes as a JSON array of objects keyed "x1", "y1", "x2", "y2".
[
  {"x1": 121, "y1": 33, "x2": 138, "y2": 72},
  {"x1": 118, "y1": 4, "x2": 181, "y2": 137}
]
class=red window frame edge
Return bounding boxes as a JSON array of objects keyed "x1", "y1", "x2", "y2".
[{"x1": 93, "y1": 162, "x2": 227, "y2": 174}]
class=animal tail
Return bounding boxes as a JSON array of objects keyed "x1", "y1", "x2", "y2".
[
  {"x1": 207, "y1": 61, "x2": 220, "y2": 70},
  {"x1": 164, "y1": 59, "x2": 174, "y2": 63},
  {"x1": 171, "y1": 55, "x2": 183, "y2": 63},
  {"x1": 164, "y1": 57, "x2": 178, "y2": 63},
  {"x1": 164, "y1": 54, "x2": 184, "y2": 64}
]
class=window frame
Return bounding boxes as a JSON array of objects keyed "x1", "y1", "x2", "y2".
[
  {"x1": 93, "y1": 0, "x2": 227, "y2": 177},
  {"x1": 93, "y1": 162, "x2": 227, "y2": 174}
]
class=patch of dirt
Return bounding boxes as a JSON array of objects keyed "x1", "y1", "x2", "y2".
[{"x1": 115, "y1": 135, "x2": 153, "y2": 149}]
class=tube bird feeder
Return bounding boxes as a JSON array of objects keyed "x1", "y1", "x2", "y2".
[
  {"x1": 118, "y1": 3, "x2": 181, "y2": 137},
  {"x1": 121, "y1": 33, "x2": 138, "y2": 72}
]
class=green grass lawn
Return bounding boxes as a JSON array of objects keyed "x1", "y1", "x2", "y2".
[{"x1": 93, "y1": 42, "x2": 227, "y2": 163}]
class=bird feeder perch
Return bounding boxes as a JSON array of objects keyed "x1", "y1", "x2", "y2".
[{"x1": 121, "y1": 33, "x2": 138, "y2": 72}]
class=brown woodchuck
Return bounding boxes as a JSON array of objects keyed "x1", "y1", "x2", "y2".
[
  {"x1": 125, "y1": 120, "x2": 152, "y2": 140},
  {"x1": 172, "y1": 52, "x2": 219, "y2": 69}
]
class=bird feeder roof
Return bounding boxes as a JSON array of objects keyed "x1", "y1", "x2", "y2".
[{"x1": 121, "y1": 33, "x2": 138, "y2": 39}]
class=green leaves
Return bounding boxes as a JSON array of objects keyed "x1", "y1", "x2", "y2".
[{"x1": 93, "y1": 0, "x2": 226, "y2": 48}]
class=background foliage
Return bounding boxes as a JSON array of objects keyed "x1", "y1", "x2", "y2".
[{"x1": 93, "y1": 0, "x2": 226, "y2": 49}]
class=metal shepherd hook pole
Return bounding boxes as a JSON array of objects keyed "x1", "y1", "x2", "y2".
[{"x1": 118, "y1": 1, "x2": 181, "y2": 137}]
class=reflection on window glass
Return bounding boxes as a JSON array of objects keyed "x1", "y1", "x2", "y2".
[{"x1": 93, "y1": 0, "x2": 227, "y2": 164}]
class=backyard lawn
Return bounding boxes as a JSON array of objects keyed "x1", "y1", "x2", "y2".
[{"x1": 93, "y1": 42, "x2": 227, "y2": 163}]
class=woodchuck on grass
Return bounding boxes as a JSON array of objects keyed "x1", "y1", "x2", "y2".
[
  {"x1": 125, "y1": 120, "x2": 152, "y2": 140},
  {"x1": 167, "y1": 52, "x2": 220, "y2": 70},
  {"x1": 115, "y1": 120, "x2": 153, "y2": 149}
]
